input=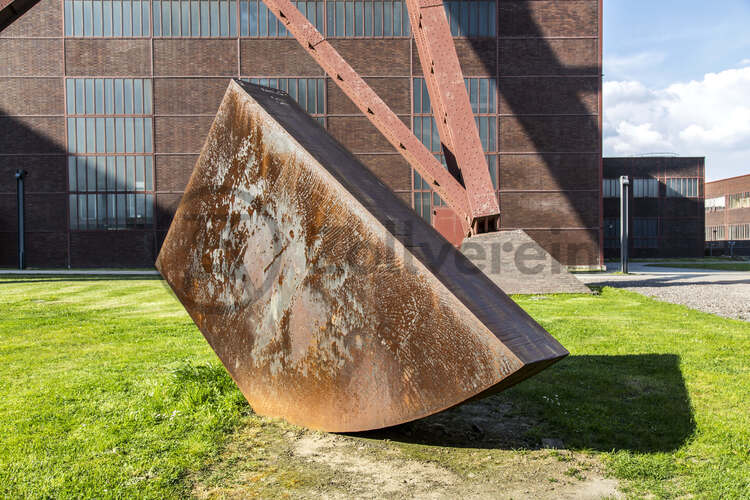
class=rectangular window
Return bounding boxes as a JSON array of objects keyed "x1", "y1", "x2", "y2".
[
  {"x1": 241, "y1": 0, "x2": 324, "y2": 37},
  {"x1": 727, "y1": 191, "x2": 750, "y2": 209},
  {"x1": 411, "y1": 77, "x2": 497, "y2": 220},
  {"x1": 633, "y1": 218, "x2": 658, "y2": 248},
  {"x1": 444, "y1": 0, "x2": 495, "y2": 37},
  {"x1": 729, "y1": 224, "x2": 750, "y2": 240},
  {"x1": 602, "y1": 178, "x2": 621, "y2": 198},
  {"x1": 154, "y1": 0, "x2": 238, "y2": 37},
  {"x1": 321, "y1": 0, "x2": 410, "y2": 37},
  {"x1": 65, "y1": 0, "x2": 151, "y2": 37},
  {"x1": 666, "y1": 178, "x2": 699, "y2": 198},
  {"x1": 705, "y1": 196, "x2": 726, "y2": 212},
  {"x1": 633, "y1": 178, "x2": 659, "y2": 198},
  {"x1": 243, "y1": 78, "x2": 325, "y2": 125},
  {"x1": 706, "y1": 226, "x2": 726, "y2": 241},
  {"x1": 65, "y1": 78, "x2": 154, "y2": 230}
]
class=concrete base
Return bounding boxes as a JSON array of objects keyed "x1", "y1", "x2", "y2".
[{"x1": 460, "y1": 230, "x2": 591, "y2": 295}]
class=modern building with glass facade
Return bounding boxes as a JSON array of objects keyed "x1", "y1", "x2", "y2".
[
  {"x1": 1, "y1": 0, "x2": 603, "y2": 268},
  {"x1": 602, "y1": 157, "x2": 705, "y2": 259}
]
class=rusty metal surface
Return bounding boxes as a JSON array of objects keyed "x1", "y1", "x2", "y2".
[
  {"x1": 406, "y1": 0, "x2": 500, "y2": 223},
  {"x1": 258, "y1": 0, "x2": 473, "y2": 235},
  {"x1": 156, "y1": 81, "x2": 568, "y2": 432}
]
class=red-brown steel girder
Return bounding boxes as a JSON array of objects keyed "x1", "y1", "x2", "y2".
[
  {"x1": 260, "y1": 0, "x2": 474, "y2": 235},
  {"x1": 405, "y1": 0, "x2": 500, "y2": 232}
]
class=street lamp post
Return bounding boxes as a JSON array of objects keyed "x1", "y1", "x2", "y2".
[
  {"x1": 620, "y1": 176, "x2": 630, "y2": 274},
  {"x1": 15, "y1": 169, "x2": 27, "y2": 270}
]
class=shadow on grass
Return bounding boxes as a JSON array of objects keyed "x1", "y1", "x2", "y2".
[
  {"x1": 0, "y1": 275, "x2": 163, "y2": 284},
  {"x1": 357, "y1": 354, "x2": 695, "y2": 453}
]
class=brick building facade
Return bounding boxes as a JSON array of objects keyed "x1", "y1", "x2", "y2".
[
  {"x1": 705, "y1": 174, "x2": 750, "y2": 256},
  {"x1": 0, "y1": 0, "x2": 603, "y2": 269},
  {"x1": 602, "y1": 157, "x2": 705, "y2": 259}
]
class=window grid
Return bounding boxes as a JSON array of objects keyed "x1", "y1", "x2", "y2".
[
  {"x1": 603, "y1": 218, "x2": 619, "y2": 249},
  {"x1": 326, "y1": 0, "x2": 411, "y2": 38},
  {"x1": 705, "y1": 196, "x2": 726, "y2": 212},
  {"x1": 729, "y1": 224, "x2": 750, "y2": 240},
  {"x1": 153, "y1": 0, "x2": 238, "y2": 37},
  {"x1": 65, "y1": 78, "x2": 154, "y2": 231},
  {"x1": 602, "y1": 178, "x2": 621, "y2": 198},
  {"x1": 706, "y1": 226, "x2": 726, "y2": 241},
  {"x1": 728, "y1": 192, "x2": 750, "y2": 209},
  {"x1": 411, "y1": 77, "x2": 498, "y2": 222},
  {"x1": 243, "y1": 78, "x2": 326, "y2": 125},
  {"x1": 444, "y1": 0, "x2": 495, "y2": 37},
  {"x1": 64, "y1": 0, "x2": 151, "y2": 37},
  {"x1": 633, "y1": 178, "x2": 658, "y2": 198},
  {"x1": 665, "y1": 177, "x2": 699, "y2": 198}
]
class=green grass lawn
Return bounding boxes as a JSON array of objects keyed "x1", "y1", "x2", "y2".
[
  {"x1": 645, "y1": 262, "x2": 750, "y2": 271},
  {"x1": 1, "y1": 277, "x2": 748, "y2": 498}
]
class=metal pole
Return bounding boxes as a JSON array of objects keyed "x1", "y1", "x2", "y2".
[
  {"x1": 620, "y1": 176, "x2": 630, "y2": 274},
  {"x1": 15, "y1": 169, "x2": 27, "y2": 270}
]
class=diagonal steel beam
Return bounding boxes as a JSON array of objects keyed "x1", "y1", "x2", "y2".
[
  {"x1": 405, "y1": 0, "x2": 500, "y2": 232},
  {"x1": 261, "y1": 0, "x2": 473, "y2": 234}
]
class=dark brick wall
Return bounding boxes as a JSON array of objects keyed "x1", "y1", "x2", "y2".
[
  {"x1": 705, "y1": 174, "x2": 750, "y2": 245},
  {"x1": 0, "y1": 0, "x2": 602, "y2": 268},
  {"x1": 603, "y1": 157, "x2": 705, "y2": 259}
]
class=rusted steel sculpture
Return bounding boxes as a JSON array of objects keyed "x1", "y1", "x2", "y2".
[
  {"x1": 157, "y1": 81, "x2": 567, "y2": 432},
  {"x1": 157, "y1": 0, "x2": 571, "y2": 431}
]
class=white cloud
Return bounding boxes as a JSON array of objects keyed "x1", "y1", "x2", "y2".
[
  {"x1": 605, "y1": 52, "x2": 667, "y2": 79},
  {"x1": 740, "y1": 58, "x2": 750, "y2": 66},
  {"x1": 604, "y1": 67, "x2": 750, "y2": 180}
]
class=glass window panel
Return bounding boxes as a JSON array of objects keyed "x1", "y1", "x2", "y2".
[
  {"x1": 96, "y1": 157, "x2": 107, "y2": 190},
  {"x1": 363, "y1": 1, "x2": 373, "y2": 36},
  {"x1": 96, "y1": 194, "x2": 106, "y2": 228},
  {"x1": 488, "y1": 118, "x2": 495, "y2": 151},
  {"x1": 65, "y1": 1, "x2": 74, "y2": 36},
  {"x1": 220, "y1": 0, "x2": 229, "y2": 36},
  {"x1": 145, "y1": 194, "x2": 153, "y2": 224},
  {"x1": 422, "y1": 189, "x2": 431, "y2": 222},
  {"x1": 200, "y1": 0, "x2": 210, "y2": 35},
  {"x1": 422, "y1": 80, "x2": 430, "y2": 113},
  {"x1": 142, "y1": 1, "x2": 150, "y2": 35},
  {"x1": 69, "y1": 195, "x2": 78, "y2": 229},
  {"x1": 101, "y1": 1, "x2": 112, "y2": 35},
  {"x1": 116, "y1": 157, "x2": 126, "y2": 190},
  {"x1": 413, "y1": 79, "x2": 421, "y2": 113},
  {"x1": 76, "y1": 118, "x2": 86, "y2": 153},
  {"x1": 107, "y1": 157, "x2": 116, "y2": 191},
  {"x1": 192, "y1": 0, "x2": 201, "y2": 35},
  {"x1": 115, "y1": 118, "x2": 125, "y2": 152},
  {"x1": 470, "y1": 78, "x2": 478, "y2": 113},
  {"x1": 112, "y1": 0, "x2": 122, "y2": 35},
  {"x1": 115, "y1": 193, "x2": 125, "y2": 227},
  {"x1": 87, "y1": 157, "x2": 96, "y2": 192},
  {"x1": 133, "y1": 79, "x2": 143, "y2": 114},
  {"x1": 307, "y1": 80, "x2": 316, "y2": 113},
  {"x1": 143, "y1": 80, "x2": 152, "y2": 114},
  {"x1": 470, "y1": 1, "x2": 478, "y2": 36},
  {"x1": 326, "y1": 1, "x2": 334, "y2": 36},
  {"x1": 487, "y1": 155, "x2": 497, "y2": 190},
  {"x1": 136, "y1": 193, "x2": 145, "y2": 224},
  {"x1": 181, "y1": 0, "x2": 190, "y2": 35},
  {"x1": 135, "y1": 156, "x2": 145, "y2": 189},
  {"x1": 288, "y1": 79, "x2": 297, "y2": 100},
  {"x1": 126, "y1": 193, "x2": 135, "y2": 225},
  {"x1": 317, "y1": 79, "x2": 324, "y2": 114},
  {"x1": 171, "y1": 0, "x2": 181, "y2": 35},
  {"x1": 114, "y1": 79, "x2": 123, "y2": 114},
  {"x1": 94, "y1": 78, "x2": 104, "y2": 114},
  {"x1": 125, "y1": 118, "x2": 134, "y2": 152},
  {"x1": 383, "y1": 0, "x2": 391, "y2": 36},
  {"x1": 123, "y1": 79, "x2": 133, "y2": 114},
  {"x1": 479, "y1": 78, "x2": 488, "y2": 114},
  {"x1": 107, "y1": 193, "x2": 116, "y2": 224},
  {"x1": 393, "y1": 1, "x2": 401, "y2": 35},
  {"x1": 134, "y1": 118, "x2": 144, "y2": 152},
  {"x1": 335, "y1": 1, "x2": 344, "y2": 36},
  {"x1": 68, "y1": 157, "x2": 77, "y2": 191},
  {"x1": 489, "y1": 79, "x2": 496, "y2": 112},
  {"x1": 95, "y1": 117, "x2": 105, "y2": 153},
  {"x1": 83, "y1": 0, "x2": 92, "y2": 36},
  {"x1": 126, "y1": 157, "x2": 135, "y2": 191},
  {"x1": 430, "y1": 117, "x2": 439, "y2": 152},
  {"x1": 354, "y1": 1, "x2": 363, "y2": 36},
  {"x1": 122, "y1": 0, "x2": 132, "y2": 36},
  {"x1": 459, "y1": 1, "x2": 468, "y2": 36},
  {"x1": 345, "y1": 1, "x2": 353, "y2": 36},
  {"x1": 161, "y1": 1, "x2": 171, "y2": 35},
  {"x1": 86, "y1": 117, "x2": 96, "y2": 153},
  {"x1": 66, "y1": 79, "x2": 76, "y2": 115},
  {"x1": 77, "y1": 157, "x2": 87, "y2": 191},
  {"x1": 373, "y1": 1, "x2": 382, "y2": 35},
  {"x1": 73, "y1": 0, "x2": 83, "y2": 36},
  {"x1": 68, "y1": 118, "x2": 77, "y2": 153},
  {"x1": 402, "y1": 1, "x2": 410, "y2": 35},
  {"x1": 85, "y1": 78, "x2": 94, "y2": 114},
  {"x1": 92, "y1": 0, "x2": 102, "y2": 36},
  {"x1": 153, "y1": 0, "x2": 162, "y2": 35},
  {"x1": 240, "y1": 0, "x2": 249, "y2": 35},
  {"x1": 144, "y1": 118, "x2": 153, "y2": 152},
  {"x1": 211, "y1": 0, "x2": 220, "y2": 35},
  {"x1": 78, "y1": 194, "x2": 87, "y2": 228},
  {"x1": 145, "y1": 156, "x2": 153, "y2": 190},
  {"x1": 133, "y1": 0, "x2": 142, "y2": 35}
]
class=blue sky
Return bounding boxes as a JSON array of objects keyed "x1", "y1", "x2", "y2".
[{"x1": 603, "y1": 0, "x2": 750, "y2": 180}]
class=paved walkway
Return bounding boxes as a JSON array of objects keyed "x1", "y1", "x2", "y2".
[{"x1": 578, "y1": 263, "x2": 750, "y2": 322}]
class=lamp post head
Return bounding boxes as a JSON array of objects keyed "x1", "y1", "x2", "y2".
[{"x1": 15, "y1": 169, "x2": 27, "y2": 179}]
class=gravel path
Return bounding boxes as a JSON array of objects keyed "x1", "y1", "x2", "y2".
[{"x1": 577, "y1": 263, "x2": 750, "y2": 322}]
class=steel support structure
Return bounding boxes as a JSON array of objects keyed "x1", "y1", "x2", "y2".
[
  {"x1": 260, "y1": 0, "x2": 500, "y2": 236},
  {"x1": 405, "y1": 0, "x2": 499, "y2": 232}
]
